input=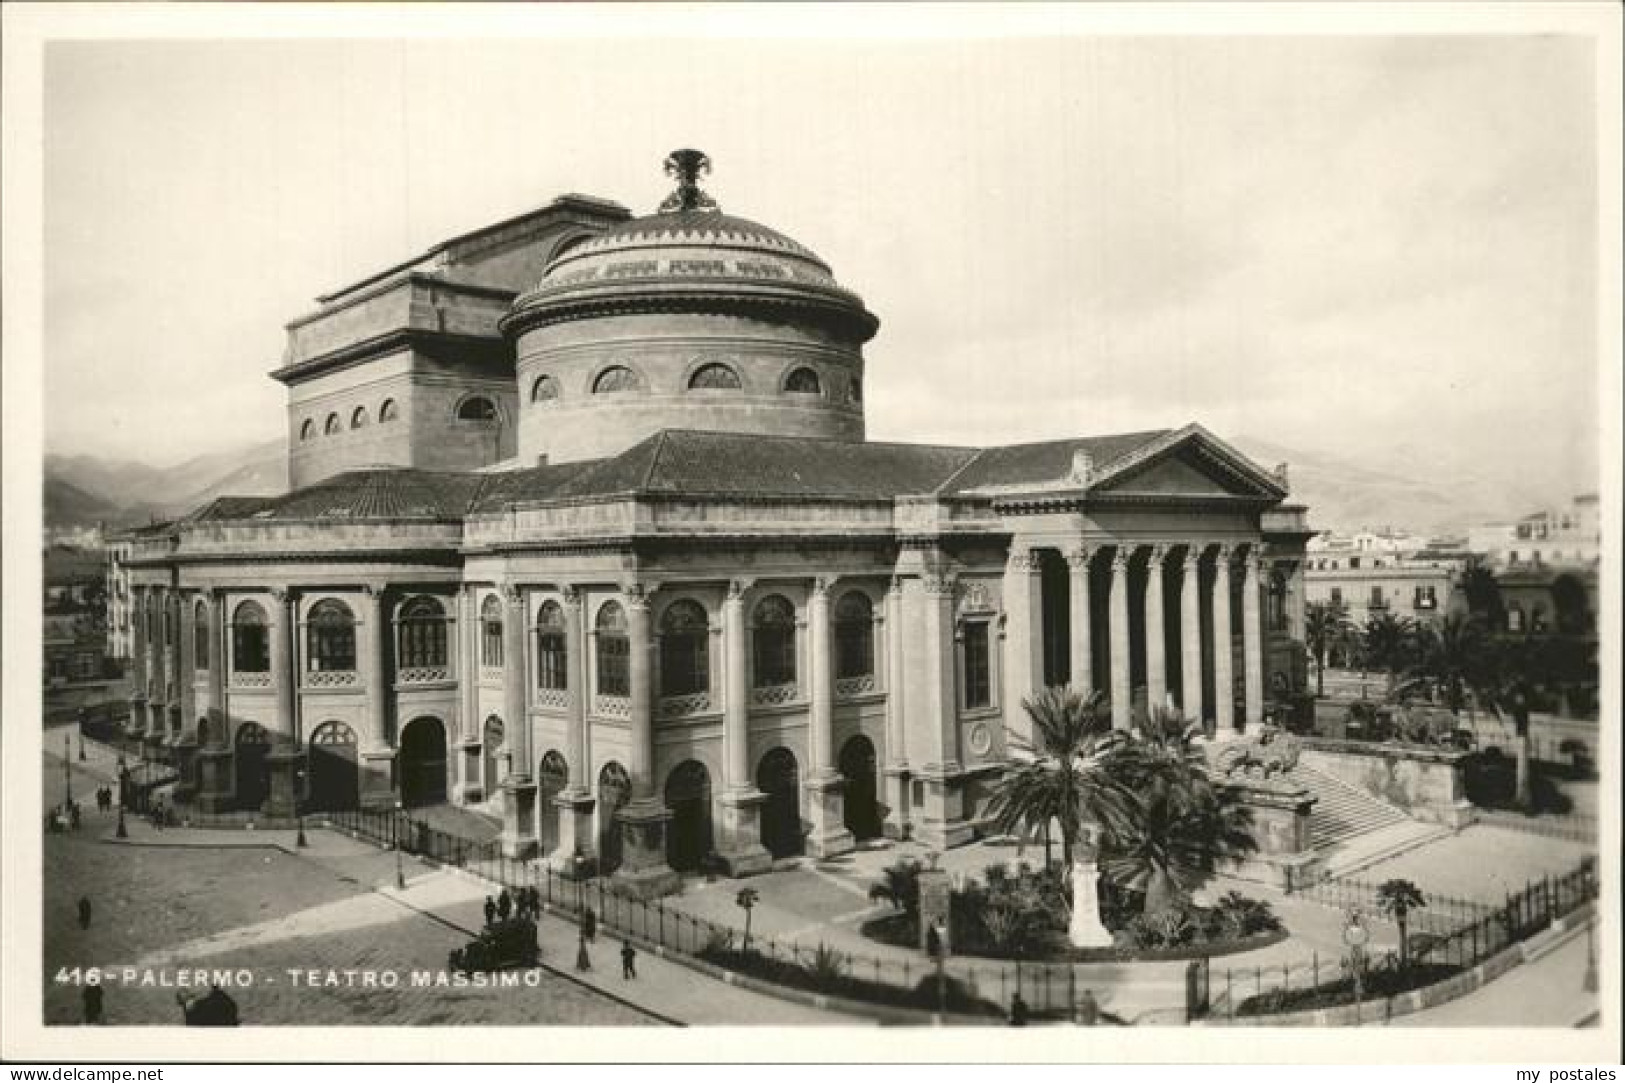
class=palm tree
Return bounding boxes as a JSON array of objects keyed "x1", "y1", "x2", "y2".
[
  {"x1": 986, "y1": 686, "x2": 1136, "y2": 871},
  {"x1": 867, "y1": 858, "x2": 923, "y2": 920},
  {"x1": 1457, "y1": 558, "x2": 1504, "y2": 629},
  {"x1": 1417, "y1": 614, "x2": 1484, "y2": 716},
  {"x1": 1472, "y1": 636, "x2": 1538, "y2": 809},
  {"x1": 1374, "y1": 879, "x2": 1427, "y2": 968},
  {"x1": 735, "y1": 886, "x2": 760, "y2": 953},
  {"x1": 1304, "y1": 600, "x2": 1352, "y2": 698},
  {"x1": 1361, "y1": 611, "x2": 1421, "y2": 694}
]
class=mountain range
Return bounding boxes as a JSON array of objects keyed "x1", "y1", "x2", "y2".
[{"x1": 43, "y1": 433, "x2": 1544, "y2": 538}]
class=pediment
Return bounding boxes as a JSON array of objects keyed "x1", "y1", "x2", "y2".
[{"x1": 1093, "y1": 435, "x2": 1284, "y2": 500}]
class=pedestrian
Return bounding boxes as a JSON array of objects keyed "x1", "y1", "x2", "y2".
[
  {"x1": 483, "y1": 895, "x2": 497, "y2": 926},
  {"x1": 583, "y1": 908, "x2": 597, "y2": 943},
  {"x1": 77, "y1": 895, "x2": 92, "y2": 930},
  {"x1": 1009, "y1": 991, "x2": 1029, "y2": 1027},
  {"x1": 575, "y1": 936, "x2": 592, "y2": 973},
  {"x1": 70, "y1": 803, "x2": 82, "y2": 831},
  {"x1": 620, "y1": 941, "x2": 637, "y2": 979},
  {"x1": 82, "y1": 982, "x2": 104, "y2": 1025},
  {"x1": 497, "y1": 888, "x2": 513, "y2": 921},
  {"x1": 1075, "y1": 988, "x2": 1099, "y2": 1027}
]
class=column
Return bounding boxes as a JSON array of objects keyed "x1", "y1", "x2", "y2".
[
  {"x1": 356, "y1": 586, "x2": 395, "y2": 810},
  {"x1": 500, "y1": 584, "x2": 537, "y2": 858},
  {"x1": 143, "y1": 587, "x2": 168, "y2": 751},
  {"x1": 1067, "y1": 547, "x2": 1093, "y2": 698},
  {"x1": 173, "y1": 592, "x2": 200, "y2": 802},
  {"x1": 1181, "y1": 549, "x2": 1205, "y2": 730},
  {"x1": 197, "y1": 590, "x2": 233, "y2": 812},
  {"x1": 1108, "y1": 548, "x2": 1132, "y2": 730},
  {"x1": 1243, "y1": 549, "x2": 1264, "y2": 729},
  {"x1": 129, "y1": 586, "x2": 148, "y2": 735},
  {"x1": 455, "y1": 586, "x2": 481, "y2": 802},
  {"x1": 882, "y1": 577, "x2": 910, "y2": 839},
  {"x1": 1145, "y1": 546, "x2": 1168, "y2": 718},
  {"x1": 269, "y1": 589, "x2": 295, "y2": 743},
  {"x1": 1213, "y1": 548, "x2": 1235, "y2": 733},
  {"x1": 804, "y1": 578, "x2": 854, "y2": 859},
  {"x1": 1001, "y1": 550, "x2": 1042, "y2": 746},
  {"x1": 611, "y1": 583, "x2": 679, "y2": 898},
  {"x1": 912, "y1": 572, "x2": 971, "y2": 849},
  {"x1": 714, "y1": 580, "x2": 770, "y2": 875},
  {"x1": 549, "y1": 586, "x2": 599, "y2": 873}
]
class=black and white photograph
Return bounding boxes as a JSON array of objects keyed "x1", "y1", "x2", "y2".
[{"x1": 2, "y1": 1, "x2": 1619, "y2": 1067}]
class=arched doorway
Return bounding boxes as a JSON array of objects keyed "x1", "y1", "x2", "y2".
[
  {"x1": 756, "y1": 747, "x2": 803, "y2": 859},
  {"x1": 399, "y1": 717, "x2": 448, "y2": 807},
  {"x1": 482, "y1": 716, "x2": 505, "y2": 797},
  {"x1": 307, "y1": 721, "x2": 359, "y2": 811},
  {"x1": 597, "y1": 762, "x2": 631, "y2": 874},
  {"x1": 664, "y1": 760, "x2": 713, "y2": 873},
  {"x1": 234, "y1": 723, "x2": 271, "y2": 810},
  {"x1": 839, "y1": 734, "x2": 882, "y2": 841},
  {"x1": 537, "y1": 751, "x2": 569, "y2": 854}
]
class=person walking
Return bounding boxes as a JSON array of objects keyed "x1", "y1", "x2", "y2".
[
  {"x1": 77, "y1": 896, "x2": 92, "y2": 930},
  {"x1": 483, "y1": 895, "x2": 497, "y2": 926},
  {"x1": 583, "y1": 908, "x2": 598, "y2": 944},
  {"x1": 575, "y1": 935, "x2": 592, "y2": 973},
  {"x1": 1009, "y1": 991, "x2": 1029, "y2": 1027},
  {"x1": 82, "y1": 982, "x2": 104, "y2": 1025},
  {"x1": 620, "y1": 941, "x2": 637, "y2": 979},
  {"x1": 1075, "y1": 988, "x2": 1099, "y2": 1027},
  {"x1": 497, "y1": 888, "x2": 513, "y2": 921}
]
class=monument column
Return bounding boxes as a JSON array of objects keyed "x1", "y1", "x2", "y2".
[
  {"x1": 1001, "y1": 549, "x2": 1043, "y2": 746},
  {"x1": 356, "y1": 586, "x2": 395, "y2": 810},
  {"x1": 804, "y1": 578, "x2": 854, "y2": 859},
  {"x1": 611, "y1": 584, "x2": 679, "y2": 898},
  {"x1": 912, "y1": 572, "x2": 971, "y2": 849},
  {"x1": 1067, "y1": 547, "x2": 1094, "y2": 698},
  {"x1": 1108, "y1": 548, "x2": 1132, "y2": 730},
  {"x1": 1181, "y1": 549, "x2": 1205, "y2": 729},
  {"x1": 716, "y1": 579, "x2": 770, "y2": 875},
  {"x1": 1242, "y1": 549, "x2": 1265, "y2": 729},
  {"x1": 500, "y1": 585, "x2": 537, "y2": 858},
  {"x1": 882, "y1": 577, "x2": 910, "y2": 839},
  {"x1": 1213, "y1": 548, "x2": 1235, "y2": 733},
  {"x1": 1145, "y1": 546, "x2": 1168, "y2": 717}
]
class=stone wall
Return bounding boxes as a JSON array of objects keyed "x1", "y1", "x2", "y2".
[{"x1": 1300, "y1": 739, "x2": 1475, "y2": 829}]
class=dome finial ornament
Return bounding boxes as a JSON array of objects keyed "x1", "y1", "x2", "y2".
[{"x1": 659, "y1": 148, "x2": 719, "y2": 213}]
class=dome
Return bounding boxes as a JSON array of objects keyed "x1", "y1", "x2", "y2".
[{"x1": 502, "y1": 150, "x2": 878, "y2": 344}]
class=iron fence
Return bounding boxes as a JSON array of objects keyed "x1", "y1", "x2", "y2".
[
  {"x1": 1473, "y1": 809, "x2": 1598, "y2": 843},
  {"x1": 1296, "y1": 870, "x2": 1495, "y2": 936}
]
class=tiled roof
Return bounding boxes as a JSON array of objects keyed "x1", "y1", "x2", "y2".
[
  {"x1": 239, "y1": 469, "x2": 488, "y2": 522},
  {"x1": 467, "y1": 461, "x2": 599, "y2": 513},
  {"x1": 941, "y1": 431, "x2": 1171, "y2": 494}
]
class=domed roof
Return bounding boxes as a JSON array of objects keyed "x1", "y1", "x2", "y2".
[{"x1": 502, "y1": 150, "x2": 877, "y2": 344}]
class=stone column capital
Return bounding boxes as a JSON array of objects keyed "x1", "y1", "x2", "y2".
[
  {"x1": 923, "y1": 572, "x2": 956, "y2": 598},
  {"x1": 560, "y1": 584, "x2": 583, "y2": 611},
  {"x1": 810, "y1": 575, "x2": 833, "y2": 600},
  {"x1": 1184, "y1": 546, "x2": 1204, "y2": 570},
  {"x1": 621, "y1": 582, "x2": 651, "y2": 612},
  {"x1": 1110, "y1": 548, "x2": 1131, "y2": 574},
  {"x1": 1066, "y1": 546, "x2": 1094, "y2": 570},
  {"x1": 726, "y1": 577, "x2": 753, "y2": 602},
  {"x1": 1006, "y1": 549, "x2": 1040, "y2": 574},
  {"x1": 1146, "y1": 544, "x2": 1168, "y2": 567},
  {"x1": 502, "y1": 583, "x2": 526, "y2": 608}
]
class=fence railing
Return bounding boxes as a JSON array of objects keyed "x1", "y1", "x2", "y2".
[
  {"x1": 1473, "y1": 809, "x2": 1598, "y2": 843},
  {"x1": 1199, "y1": 855, "x2": 1599, "y2": 1021},
  {"x1": 1296, "y1": 871, "x2": 1496, "y2": 936}
]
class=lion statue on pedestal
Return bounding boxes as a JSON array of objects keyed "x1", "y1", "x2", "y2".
[{"x1": 1211, "y1": 724, "x2": 1301, "y2": 780}]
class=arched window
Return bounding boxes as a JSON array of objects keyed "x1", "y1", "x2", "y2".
[
  {"x1": 457, "y1": 396, "x2": 498, "y2": 421},
  {"x1": 307, "y1": 599, "x2": 356, "y2": 672},
  {"x1": 784, "y1": 366, "x2": 821, "y2": 395},
  {"x1": 300, "y1": 419, "x2": 316, "y2": 441},
  {"x1": 193, "y1": 601, "x2": 209, "y2": 671},
  {"x1": 379, "y1": 399, "x2": 398, "y2": 423},
  {"x1": 351, "y1": 406, "x2": 369, "y2": 429},
  {"x1": 481, "y1": 596, "x2": 503, "y2": 668},
  {"x1": 834, "y1": 591, "x2": 874, "y2": 680},
  {"x1": 689, "y1": 363, "x2": 742, "y2": 391},
  {"x1": 231, "y1": 601, "x2": 269, "y2": 674},
  {"x1": 396, "y1": 596, "x2": 447, "y2": 669},
  {"x1": 752, "y1": 595, "x2": 797, "y2": 688},
  {"x1": 596, "y1": 602, "x2": 630, "y2": 697},
  {"x1": 325, "y1": 413, "x2": 342, "y2": 435},
  {"x1": 592, "y1": 366, "x2": 641, "y2": 395},
  {"x1": 531, "y1": 375, "x2": 561, "y2": 403},
  {"x1": 536, "y1": 601, "x2": 568, "y2": 691},
  {"x1": 1267, "y1": 570, "x2": 1289, "y2": 633},
  {"x1": 660, "y1": 600, "x2": 710, "y2": 696}
]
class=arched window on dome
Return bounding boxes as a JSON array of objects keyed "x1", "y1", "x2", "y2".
[
  {"x1": 592, "y1": 366, "x2": 642, "y2": 395},
  {"x1": 531, "y1": 375, "x2": 561, "y2": 404},
  {"x1": 324, "y1": 413, "x2": 342, "y2": 435},
  {"x1": 596, "y1": 602, "x2": 630, "y2": 697},
  {"x1": 379, "y1": 399, "x2": 399, "y2": 423},
  {"x1": 659, "y1": 600, "x2": 710, "y2": 697},
  {"x1": 784, "y1": 367, "x2": 822, "y2": 395},
  {"x1": 307, "y1": 599, "x2": 357, "y2": 673},
  {"x1": 752, "y1": 595, "x2": 797, "y2": 689},
  {"x1": 457, "y1": 396, "x2": 498, "y2": 422},
  {"x1": 351, "y1": 406, "x2": 369, "y2": 429},
  {"x1": 688, "y1": 363, "x2": 742, "y2": 391},
  {"x1": 299, "y1": 419, "x2": 316, "y2": 441}
]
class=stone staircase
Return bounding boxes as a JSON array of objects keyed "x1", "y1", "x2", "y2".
[{"x1": 1285, "y1": 763, "x2": 1411, "y2": 850}]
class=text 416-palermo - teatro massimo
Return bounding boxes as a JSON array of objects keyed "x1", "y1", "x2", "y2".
[{"x1": 115, "y1": 150, "x2": 1313, "y2": 898}]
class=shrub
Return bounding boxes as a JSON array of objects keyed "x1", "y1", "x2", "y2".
[{"x1": 803, "y1": 943, "x2": 848, "y2": 988}]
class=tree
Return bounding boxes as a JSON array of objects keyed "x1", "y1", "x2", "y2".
[
  {"x1": 1457, "y1": 558, "x2": 1504, "y2": 629},
  {"x1": 1361, "y1": 611, "x2": 1421, "y2": 694},
  {"x1": 734, "y1": 887, "x2": 760, "y2": 953},
  {"x1": 867, "y1": 858, "x2": 923, "y2": 920},
  {"x1": 1471, "y1": 635, "x2": 1539, "y2": 809},
  {"x1": 1304, "y1": 600, "x2": 1352, "y2": 698},
  {"x1": 986, "y1": 687, "x2": 1136, "y2": 871},
  {"x1": 1416, "y1": 614, "x2": 1485, "y2": 716},
  {"x1": 1374, "y1": 879, "x2": 1427, "y2": 969}
]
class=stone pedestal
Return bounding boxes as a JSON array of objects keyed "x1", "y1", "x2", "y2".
[
  {"x1": 803, "y1": 775, "x2": 856, "y2": 859},
  {"x1": 911, "y1": 769, "x2": 975, "y2": 850},
  {"x1": 610, "y1": 800, "x2": 680, "y2": 899},
  {"x1": 1215, "y1": 778, "x2": 1323, "y2": 892},
  {"x1": 358, "y1": 748, "x2": 397, "y2": 811},
  {"x1": 546, "y1": 789, "x2": 599, "y2": 875},
  {"x1": 715, "y1": 789, "x2": 773, "y2": 876},
  {"x1": 171, "y1": 738, "x2": 199, "y2": 804},
  {"x1": 882, "y1": 766, "x2": 912, "y2": 841},
  {"x1": 1068, "y1": 859, "x2": 1115, "y2": 948},
  {"x1": 500, "y1": 777, "x2": 539, "y2": 860},
  {"x1": 457, "y1": 741, "x2": 483, "y2": 804},
  {"x1": 196, "y1": 748, "x2": 234, "y2": 812},
  {"x1": 264, "y1": 749, "x2": 305, "y2": 819}
]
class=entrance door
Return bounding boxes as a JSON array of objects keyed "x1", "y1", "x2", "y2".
[
  {"x1": 664, "y1": 760, "x2": 713, "y2": 873},
  {"x1": 307, "y1": 721, "x2": 359, "y2": 811},
  {"x1": 597, "y1": 762, "x2": 631, "y2": 874},
  {"x1": 839, "y1": 734, "x2": 881, "y2": 841},
  {"x1": 234, "y1": 723, "x2": 271, "y2": 810},
  {"x1": 537, "y1": 751, "x2": 569, "y2": 854},
  {"x1": 756, "y1": 747, "x2": 803, "y2": 859},
  {"x1": 399, "y1": 717, "x2": 448, "y2": 807}
]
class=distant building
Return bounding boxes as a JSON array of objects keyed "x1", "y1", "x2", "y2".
[
  {"x1": 43, "y1": 545, "x2": 115, "y2": 687},
  {"x1": 1468, "y1": 494, "x2": 1600, "y2": 570},
  {"x1": 1303, "y1": 546, "x2": 1463, "y2": 630},
  {"x1": 106, "y1": 537, "x2": 136, "y2": 660}
]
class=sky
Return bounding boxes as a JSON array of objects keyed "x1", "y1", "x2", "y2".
[{"x1": 40, "y1": 25, "x2": 1603, "y2": 499}]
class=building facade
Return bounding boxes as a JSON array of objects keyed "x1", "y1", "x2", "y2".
[{"x1": 118, "y1": 151, "x2": 1313, "y2": 898}]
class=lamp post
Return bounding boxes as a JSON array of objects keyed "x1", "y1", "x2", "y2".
[
  {"x1": 1343, "y1": 908, "x2": 1370, "y2": 1025},
  {"x1": 394, "y1": 800, "x2": 406, "y2": 890},
  {"x1": 295, "y1": 768, "x2": 308, "y2": 848},
  {"x1": 78, "y1": 726, "x2": 87, "y2": 762},
  {"x1": 1583, "y1": 918, "x2": 1597, "y2": 994}
]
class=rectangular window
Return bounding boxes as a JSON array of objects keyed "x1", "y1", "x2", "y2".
[
  {"x1": 1329, "y1": 587, "x2": 1343, "y2": 605},
  {"x1": 537, "y1": 632, "x2": 568, "y2": 691},
  {"x1": 1369, "y1": 586, "x2": 1385, "y2": 607},
  {"x1": 753, "y1": 627, "x2": 797, "y2": 688},
  {"x1": 232, "y1": 625, "x2": 269, "y2": 673},
  {"x1": 482, "y1": 619, "x2": 504, "y2": 668},
  {"x1": 1414, "y1": 586, "x2": 1437, "y2": 610},
  {"x1": 598, "y1": 635, "x2": 630, "y2": 697},
  {"x1": 962, "y1": 621, "x2": 991, "y2": 710}
]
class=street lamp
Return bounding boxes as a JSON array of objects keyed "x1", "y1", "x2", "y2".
[
  {"x1": 1583, "y1": 918, "x2": 1598, "y2": 994},
  {"x1": 394, "y1": 800, "x2": 406, "y2": 890},
  {"x1": 295, "y1": 768, "x2": 308, "y2": 848},
  {"x1": 63, "y1": 734, "x2": 74, "y2": 810},
  {"x1": 78, "y1": 727, "x2": 87, "y2": 762}
]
